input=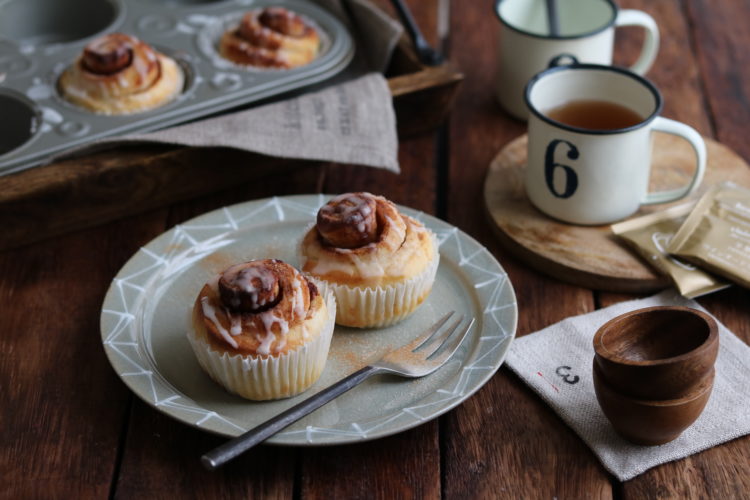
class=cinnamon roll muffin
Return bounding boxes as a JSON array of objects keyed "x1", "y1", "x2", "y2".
[
  {"x1": 300, "y1": 193, "x2": 439, "y2": 328},
  {"x1": 58, "y1": 33, "x2": 184, "y2": 115},
  {"x1": 188, "y1": 259, "x2": 335, "y2": 400},
  {"x1": 219, "y1": 7, "x2": 320, "y2": 69}
]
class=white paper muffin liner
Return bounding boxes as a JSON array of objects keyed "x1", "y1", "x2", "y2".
[
  {"x1": 326, "y1": 232, "x2": 440, "y2": 328},
  {"x1": 187, "y1": 289, "x2": 336, "y2": 401}
]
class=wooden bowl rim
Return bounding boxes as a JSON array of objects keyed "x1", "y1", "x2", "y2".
[
  {"x1": 593, "y1": 362, "x2": 715, "y2": 406},
  {"x1": 593, "y1": 306, "x2": 718, "y2": 367}
]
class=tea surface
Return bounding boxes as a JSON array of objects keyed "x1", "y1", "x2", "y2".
[{"x1": 545, "y1": 99, "x2": 644, "y2": 130}]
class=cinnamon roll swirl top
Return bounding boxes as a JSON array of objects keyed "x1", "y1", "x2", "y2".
[
  {"x1": 58, "y1": 33, "x2": 184, "y2": 115},
  {"x1": 219, "y1": 7, "x2": 320, "y2": 69},
  {"x1": 301, "y1": 193, "x2": 437, "y2": 288},
  {"x1": 193, "y1": 259, "x2": 328, "y2": 356}
]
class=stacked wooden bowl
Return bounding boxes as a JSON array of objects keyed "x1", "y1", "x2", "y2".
[{"x1": 592, "y1": 306, "x2": 719, "y2": 445}]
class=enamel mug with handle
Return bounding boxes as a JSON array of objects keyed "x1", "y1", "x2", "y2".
[
  {"x1": 495, "y1": 0, "x2": 659, "y2": 120},
  {"x1": 524, "y1": 62, "x2": 707, "y2": 226}
]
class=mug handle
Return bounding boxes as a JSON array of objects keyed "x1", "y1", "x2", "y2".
[
  {"x1": 642, "y1": 117, "x2": 707, "y2": 205},
  {"x1": 614, "y1": 10, "x2": 660, "y2": 75}
]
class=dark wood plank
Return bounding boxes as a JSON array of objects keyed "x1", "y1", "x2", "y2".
[
  {"x1": 301, "y1": 104, "x2": 442, "y2": 500},
  {"x1": 607, "y1": 0, "x2": 750, "y2": 497},
  {"x1": 301, "y1": 422, "x2": 441, "y2": 500},
  {"x1": 440, "y1": 1, "x2": 608, "y2": 498},
  {"x1": 686, "y1": 0, "x2": 750, "y2": 161},
  {"x1": 113, "y1": 403, "x2": 296, "y2": 499},
  {"x1": 0, "y1": 212, "x2": 166, "y2": 498},
  {"x1": 300, "y1": 3, "x2": 443, "y2": 499},
  {"x1": 322, "y1": 133, "x2": 438, "y2": 210},
  {"x1": 0, "y1": 146, "x2": 322, "y2": 252},
  {"x1": 613, "y1": 1, "x2": 712, "y2": 135},
  {"x1": 111, "y1": 166, "x2": 324, "y2": 499}
]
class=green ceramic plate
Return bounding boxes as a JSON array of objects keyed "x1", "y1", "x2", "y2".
[{"x1": 100, "y1": 195, "x2": 517, "y2": 445}]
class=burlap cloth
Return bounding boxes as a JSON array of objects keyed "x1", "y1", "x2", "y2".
[{"x1": 505, "y1": 290, "x2": 750, "y2": 481}]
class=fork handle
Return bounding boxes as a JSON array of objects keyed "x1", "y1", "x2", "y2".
[{"x1": 202, "y1": 365, "x2": 380, "y2": 470}]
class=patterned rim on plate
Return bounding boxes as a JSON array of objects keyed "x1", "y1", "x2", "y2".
[{"x1": 100, "y1": 194, "x2": 517, "y2": 444}]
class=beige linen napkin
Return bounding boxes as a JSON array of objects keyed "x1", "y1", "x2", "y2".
[
  {"x1": 121, "y1": 73, "x2": 399, "y2": 171},
  {"x1": 505, "y1": 290, "x2": 750, "y2": 481},
  {"x1": 59, "y1": 0, "x2": 403, "y2": 172}
]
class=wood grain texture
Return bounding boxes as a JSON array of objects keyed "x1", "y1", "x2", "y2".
[
  {"x1": 614, "y1": 0, "x2": 712, "y2": 135},
  {"x1": 602, "y1": 0, "x2": 750, "y2": 498},
  {"x1": 301, "y1": 422, "x2": 441, "y2": 500},
  {"x1": 484, "y1": 133, "x2": 750, "y2": 292},
  {"x1": 441, "y1": 0, "x2": 606, "y2": 498},
  {"x1": 113, "y1": 404, "x2": 296, "y2": 499},
  {"x1": 1, "y1": 0, "x2": 748, "y2": 497},
  {"x1": 302, "y1": 88, "x2": 442, "y2": 500},
  {"x1": 0, "y1": 212, "x2": 165, "y2": 499},
  {"x1": 600, "y1": 288, "x2": 750, "y2": 499},
  {"x1": 110, "y1": 164, "x2": 325, "y2": 500},
  {"x1": 300, "y1": 3, "x2": 443, "y2": 498},
  {"x1": 0, "y1": 146, "x2": 320, "y2": 251},
  {"x1": 611, "y1": 0, "x2": 750, "y2": 497},
  {"x1": 686, "y1": 0, "x2": 750, "y2": 160}
]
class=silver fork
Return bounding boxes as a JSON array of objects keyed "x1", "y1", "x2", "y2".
[{"x1": 202, "y1": 311, "x2": 473, "y2": 470}]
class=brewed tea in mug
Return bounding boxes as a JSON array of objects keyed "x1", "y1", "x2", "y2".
[{"x1": 546, "y1": 99, "x2": 644, "y2": 131}]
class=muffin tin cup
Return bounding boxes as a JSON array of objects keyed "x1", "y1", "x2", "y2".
[
  {"x1": 0, "y1": 0, "x2": 123, "y2": 46},
  {"x1": 0, "y1": 0, "x2": 355, "y2": 175},
  {"x1": 0, "y1": 89, "x2": 41, "y2": 158}
]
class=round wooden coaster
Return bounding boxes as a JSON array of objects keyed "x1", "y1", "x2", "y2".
[{"x1": 484, "y1": 133, "x2": 750, "y2": 293}]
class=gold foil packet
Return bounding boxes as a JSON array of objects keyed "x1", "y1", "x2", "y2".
[
  {"x1": 612, "y1": 203, "x2": 730, "y2": 298},
  {"x1": 667, "y1": 182, "x2": 750, "y2": 289}
]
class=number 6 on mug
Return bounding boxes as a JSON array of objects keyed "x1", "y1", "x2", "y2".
[{"x1": 545, "y1": 139, "x2": 580, "y2": 199}]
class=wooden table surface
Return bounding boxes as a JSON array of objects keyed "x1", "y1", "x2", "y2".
[{"x1": 2, "y1": 0, "x2": 749, "y2": 498}]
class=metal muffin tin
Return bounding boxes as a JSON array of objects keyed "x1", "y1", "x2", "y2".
[{"x1": 0, "y1": 0, "x2": 354, "y2": 175}]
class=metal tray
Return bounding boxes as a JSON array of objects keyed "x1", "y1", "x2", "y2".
[{"x1": 0, "y1": 0, "x2": 354, "y2": 175}]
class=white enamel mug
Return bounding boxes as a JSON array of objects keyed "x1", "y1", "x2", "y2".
[
  {"x1": 495, "y1": 0, "x2": 659, "y2": 119},
  {"x1": 524, "y1": 63, "x2": 707, "y2": 226}
]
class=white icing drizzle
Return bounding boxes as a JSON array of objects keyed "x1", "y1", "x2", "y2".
[
  {"x1": 200, "y1": 296, "x2": 238, "y2": 349},
  {"x1": 228, "y1": 311, "x2": 242, "y2": 336},
  {"x1": 290, "y1": 276, "x2": 307, "y2": 320},
  {"x1": 234, "y1": 265, "x2": 277, "y2": 307},
  {"x1": 350, "y1": 253, "x2": 385, "y2": 278},
  {"x1": 322, "y1": 193, "x2": 372, "y2": 228},
  {"x1": 256, "y1": 329, "x2": 275, "y2": 356},
  {"x1": 203, "y1": 264, "x2": 314, "y2": 355},
  {"x1": 255, "y1": 309, "x2": 290, "y2": 356}
]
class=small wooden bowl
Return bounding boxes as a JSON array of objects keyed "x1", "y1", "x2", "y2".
[
  {"x1": 593, "y1": 361, "x2": 714, "y2": 445},
  {"x1": 593, "y1": 306, "x2": 718, "y2": 400}
]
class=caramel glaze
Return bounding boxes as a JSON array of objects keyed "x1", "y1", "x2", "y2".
[
  {"x1": 219, "y1": 7, "x2": 320, "y2": 69},
  {"x1": 59, "y1": 32, "x2": 184, "y2": 114},
  {"x1": 76, "y1": 33, "x2": 160, "y2": 95},
  {"x1": 315, "y1": 193, "x2": 407, "y2": 256},
  {"x1": 301, "y1": 193, "x2": 437, "y2": 288},
  {"x1": 317, "y1": 192, "x2": 380, "y2": 249}
]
